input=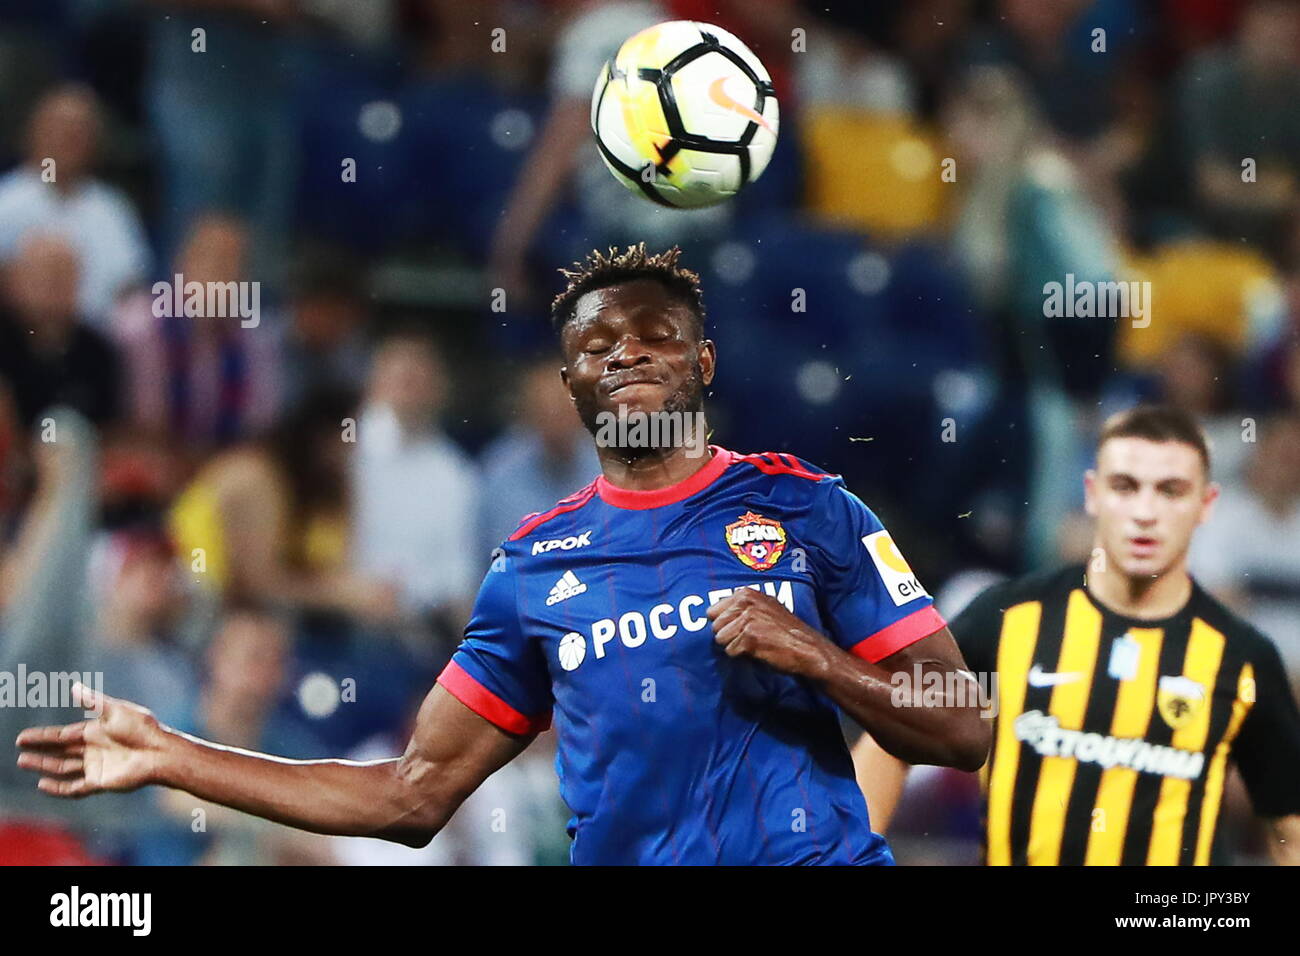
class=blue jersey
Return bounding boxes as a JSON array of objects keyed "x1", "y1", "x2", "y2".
[{"x1": 438, "y1": 447, "x2": 945, "y2": 865}]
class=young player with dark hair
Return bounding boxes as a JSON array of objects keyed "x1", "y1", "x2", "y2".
[{"x1": 859, "y1": 405, "x2": 1300, "y2": 865}]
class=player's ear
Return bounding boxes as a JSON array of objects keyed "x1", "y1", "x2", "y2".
[
  {"x1": 1083, "y1": 469, "x2": 1099, "y2": 517},
  {"x1": 1198, "y1": 480, "x2": 1221, "y2": 526},
  {"x1": 699, "y1": 339, "x2": 716, "y2": 386},
  {"x1": 559, "y1": 366, "x2": 577, "y2": 402}
]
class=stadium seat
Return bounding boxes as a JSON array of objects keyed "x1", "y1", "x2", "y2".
[
  {"x1": 800, "y1": 109, "x2": 950, "y2": 238},
  {"x1": 400, "y1": 78, "x2": 547, "y2": 259},
  {"x1": 1118, "y1": 240, "x2": 1281, "y2": 367}
]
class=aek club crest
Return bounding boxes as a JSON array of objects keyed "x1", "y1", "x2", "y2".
[
  {"x1": 725, "y1": 512, "x2": 786, "y2": 571},
  {"x1": 1156, "y1": 675, "x2": 1206, "y2": 731}
]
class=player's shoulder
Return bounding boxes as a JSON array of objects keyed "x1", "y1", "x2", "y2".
[
  {"x1": 504, "y1": 479, "x2": 600, "y2": 549},
  {"x1": 1188, "y1": 579, "x2": 1282, "y2": 663},
  {"x1": 967, "y1": 564, "x2": 1085, "y2": 618},
  {"x1": 728, "y1": 449, "x2": 846, "y2": 499},
  {"x1": 731, "y1": 450, "x2": 836, "y2": 482}
]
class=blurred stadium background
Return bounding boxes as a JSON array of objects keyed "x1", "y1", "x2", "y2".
[{"x1": 0, "y1": 0, "x2": 1298, "y2": 864}]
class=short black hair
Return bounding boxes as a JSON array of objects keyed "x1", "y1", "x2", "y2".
[
  {"x1": 1098, "y1": 404, "x2": 1212, "y2": 475},
  {"x1": 550, "y1": 243, "x2": 706, "y2": 337}
]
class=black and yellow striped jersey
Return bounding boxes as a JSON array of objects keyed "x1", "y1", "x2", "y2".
[{"x1": 952, "y1": 564, "x2": 1300, "y2": 866}]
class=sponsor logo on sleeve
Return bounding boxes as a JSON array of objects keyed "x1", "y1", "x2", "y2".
[{"x1": 861, "y1": 530, "x2": 928, "y2": 606}]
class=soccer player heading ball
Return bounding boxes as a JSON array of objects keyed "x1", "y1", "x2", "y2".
[{"x1": 16, "y1": 245, "x2": 988, "y2": 866}]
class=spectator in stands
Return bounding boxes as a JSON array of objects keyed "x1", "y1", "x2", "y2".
[
  {"x1": 1178, "y1": 0, "x2": 1300, "y2": 262},
  {"x1": 1245, "y1": 265, "x2": 1300, "y2": 411},
  {"x1": 0, "y1": 231, "x2": 121, "y2": 429},
  {"x1": 0, "y1": 83, "x2": 151, "y2": 328},
  {"x1": 82, "y1": 524, "x2": 199, "y2": 865},
  {"x1": 168, "y1": 386, "x2": 401, "y2": 625},
  {"x1": 934, "y1": 64, "x2": 1124, "y2": 568},
  {"x1": 961, "y1": 0, "x2": 1138, "y2": 143},
  {"x1": 352, "y1": 329, "x2": 479, "y2": 636},
  {"x1": 479, "y1": 356, "x2": 600, "y2": 555},
  {"x1": 1190, "y1": 412, "x2": 1300, "y2": 680},
  {"x1": 143, "y1": 0, "x2": 304, "y2": 289},
  {"x1": 88, "y1": 526, "x2": 192, "y2": 723},
  {"x1": 154, "y1": 604, "x2": 335, "y2": 865},
  {"x1": 113, "y1": 213, "x2": 281, "y2": 453},
  {"x1": 278, "y1": 246, "x2": 372, "y2": 412},
  {"x1": 791, "y1": 0, "x2": 923, "y2": 115},
  {"x1": 0, "y1": 410, "x2": 103, "y2": 847},
  {"x1": 1153, "y1": 332, "x2": 1251, "y2": 480}
]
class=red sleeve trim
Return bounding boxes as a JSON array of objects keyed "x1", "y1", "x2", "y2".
[
  {"x1": 849, "y1": 605, "x2": 947, "y2": 664},
  {"x1": 436, "y1": 660, "x2": 551, "y2": 735}
]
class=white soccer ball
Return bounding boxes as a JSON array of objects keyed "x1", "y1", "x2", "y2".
[{"x1": 591, "y1": 20, "x2": 779, "y2": 209}]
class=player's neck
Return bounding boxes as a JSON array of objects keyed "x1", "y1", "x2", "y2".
[
  {"x1": 1086, "y1": 552, "x2": 1193, "y2": 621},
  {"x1": 596, "y1": 442, "x2": 715, "y2": 492}
]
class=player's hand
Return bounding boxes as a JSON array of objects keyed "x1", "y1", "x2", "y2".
[
  {"x1": 15, "y1": 682, "x2": 166, "y2": 797},
  {"x1": 706, "y1": 588, "x2": 835, "y2": 679}
]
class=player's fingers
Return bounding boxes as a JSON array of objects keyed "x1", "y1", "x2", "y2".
[
  {"x1": 711, "y1": 616, "x2": 740, "y2": 643},
  {"x1": 15, "y1": 722, "x2": 87, "y2": 749},
  {"x1": 714, "y1": 622, "x2": 752, "y2": 656},
  {"x1": 37, "y1": 775, "x2": 92, "y2": 799},
  {"x1": 707, "y1": 599, "x2": 746, "y2": 628},
  {"x1": 722, "y1": 634, "x2": 750, "y2": 657},
  {"x1": 72, "y1": 681, "x2": 107, "y2": 713},
  {"x1": 706, "y1": 589, "x2": 754, "y2": 617},
  {"x1": 17, "y1": 751, "x2": 84, "y2": 777}
]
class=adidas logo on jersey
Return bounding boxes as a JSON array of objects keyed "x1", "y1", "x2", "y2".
[
  {"x1": 532, "y1": 531, "x2": 593, "y2": 556},
  {"x1": 546, "y1": 570, "x2": 588, "y2": 606}
]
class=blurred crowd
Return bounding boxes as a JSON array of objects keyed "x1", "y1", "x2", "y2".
[{"x1": 0, "y1": 0, "x2": 1298, "y2": 864}]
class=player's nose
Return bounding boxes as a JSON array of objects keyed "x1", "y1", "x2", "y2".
[{"x1": 606, "y1": 335, "x2": 654, "y2": 368}]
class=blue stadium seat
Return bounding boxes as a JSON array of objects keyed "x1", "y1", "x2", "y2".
[{"x1": 400, "y1": 77, "x2": 547, "y2": 258}]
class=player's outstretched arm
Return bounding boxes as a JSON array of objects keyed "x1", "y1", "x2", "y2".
[{"x1": 15, "y1": 681, "x2": 532, "y2": 847}]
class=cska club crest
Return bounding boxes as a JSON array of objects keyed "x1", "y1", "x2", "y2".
[
  {"x1": 725, "y1": 512, "x2": 787, "y2": 571},
  {"x1": 1156, "y1": 675, "x2": 1206, "y2": 731}
]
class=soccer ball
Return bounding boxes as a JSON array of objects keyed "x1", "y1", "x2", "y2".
[{"x1": 591, "y1": 20, "x2": 779, "y2": 209}]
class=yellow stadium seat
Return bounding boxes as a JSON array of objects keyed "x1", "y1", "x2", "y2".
[
  {"x1": 1118, "y1": 241, "x2": 1279, "y2": 367},
  {"x1": 801, "y1": 108, "x2": 949, "y2": 237}
]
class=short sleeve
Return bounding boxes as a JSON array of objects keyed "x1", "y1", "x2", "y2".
[
  {"x1": 437, "y1": 552, "x2": 552, "y2": 736},
  {"x1": 808, "y1": 482, "x2": 945, "y2": 663},
  {"x1": 1233, "y1": 636, "x2": 1300, "y2": 818}
]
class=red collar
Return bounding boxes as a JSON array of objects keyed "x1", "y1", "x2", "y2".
[{"x1": 595, "y1": 446, "x2": 734, "y2": 510}]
